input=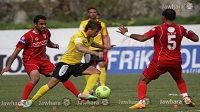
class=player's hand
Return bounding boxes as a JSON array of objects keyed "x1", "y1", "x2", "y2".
[
  {"x1": 0, "y1": 67, "x2": 10, "y2": 76},
  {"x1": 117, "y1": 25, "x2": 128, "y2": 35},
  {"x1": 105, "y1": 45, "x2": 116, "y2": 50},
  {"x1": 53, "y1": 44, "x2": 59, "y2": 49}
]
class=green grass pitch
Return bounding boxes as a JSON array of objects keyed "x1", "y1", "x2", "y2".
[{"x1": 0, "y1": 74, "x2": 200, "y2": 112}]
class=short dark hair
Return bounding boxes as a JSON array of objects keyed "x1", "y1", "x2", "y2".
[
  {"x1": 33, "y1": 15, "x2": 46, "y2": 23},
  {"x1": 87, "y1": 7, "x2": 97, "y2": 12},
  {"x1": 162, "y1": 9, "x2": 176, "y2": 21},
  {"x1": 84, "y1": 20, "x2": 102, "y2": 32}
]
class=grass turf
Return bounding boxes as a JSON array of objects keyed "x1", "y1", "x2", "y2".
[{"x1": 0, "y1": 74, "x2": 200, "y2": 112}]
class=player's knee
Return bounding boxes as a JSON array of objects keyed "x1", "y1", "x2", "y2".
[
  {"x1": 31, "y1": 75, "x2": 40, "y2": 84},
  {"x1": 175, "y1": 78, "x2": 185, "y2": 83},
  {"x1": 89, "y1": 68, "x2": 100, "y2": 75},
  {"x1": 48, "y1": 72, "x2": 53, "y2": 76},
  {"x1": 139, "y1": 75, "x2": 151, "y2": 84}
]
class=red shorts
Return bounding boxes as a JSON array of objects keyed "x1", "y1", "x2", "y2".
[
  {"x1": 143, "y1": 61, "x2": 182, "y2": 80},
  {"x1": 23, "y1": 59, "x2": 55, "y2": 76}
]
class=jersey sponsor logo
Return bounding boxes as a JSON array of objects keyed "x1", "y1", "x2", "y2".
[{"x1": 32, "y1": 40, "x2": 48, "y2": 47}]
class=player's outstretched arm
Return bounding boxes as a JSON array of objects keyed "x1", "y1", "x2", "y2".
[
  {"x1": 102, "y1": 35, "x2": 111, "y2": 49},
  {"x1": 75, "y1": 44, "x2": 103, "y2": 58},
  {"x1": 186, "y1": 31, "x2": 199, "y2": 42},
  {"x1": 1, "y1": 48, "x2": 22, "y2": 75},
  {"x1": 117, "y1": 25, "x2": 149, "y2": 42},
  {"x1": 91, "y1": 42, "x2": 114, "y2": 50}
]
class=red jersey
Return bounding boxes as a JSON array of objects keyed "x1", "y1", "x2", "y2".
[
  {"x1": 16, "y1": 29, "x2": 51, "y2": 62},
  {"x1": 145, "y1": 23, "x2": 194, "y2": 65}
]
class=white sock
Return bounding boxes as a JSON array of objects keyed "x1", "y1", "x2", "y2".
[
  {"x1": 181, "y1": 93, "x2": 188, "y2": 98},
  {"x1": 139, "y1": 100, "x2": 145, "y2": 104},
  {"x1": 78, "y1": 93, "x2": 82, "y2": 97}
]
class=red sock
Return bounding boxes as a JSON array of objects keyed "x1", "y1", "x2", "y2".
[
  {"x1": 176, "y1": 79, "x2": 187, "y2": 93},
  {"x1": 137, "y1": 81, "x2": 147, "y2": 100},
  {"x1": 21, "y1": 81, "x2": 34, "y2": 100},
  {"x1": 62, "y1": 80, "x2": 80, "y2": 97}
]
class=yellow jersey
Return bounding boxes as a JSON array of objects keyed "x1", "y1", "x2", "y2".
[
  {"x1": 59, "y1": 30, "x2": 93, "y2": 64},
  {"x1": 79, "y1": 19, "x2": 108, "y2": 50}
]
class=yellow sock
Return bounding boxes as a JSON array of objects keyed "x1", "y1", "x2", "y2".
[
  {"x1": 31, "y1": 84, "x2": 49, "y2": 102},
  {"x1": 85, "y1": 75, "x2": 89, "y2": 82},
  {"x1": 83, "y1": 74, "x2": 99, "y2": 94},
  {"x1": 100, "y1": 67, "x2": 106, "y2": 86}
]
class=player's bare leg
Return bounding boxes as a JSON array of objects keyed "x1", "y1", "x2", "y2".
[
  {"x1": 49, "y1": 72, "x2": 84, "y2": 100},
  {"x1": 62, "y1": 80, "x2": 98, "y2": 101},
  {"x1": 17, "y1": 70, "x2": 40, "y2": 108},
  {"x1": 129, "y1": 75, "x2": 151, "y2": 109}
]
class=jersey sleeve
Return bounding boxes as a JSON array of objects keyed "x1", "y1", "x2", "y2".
[
  {"x1": 74, "y1": 36, "x2": 84, "y2": 45},
  {"x1": 101, "y1": 22, "x2": 108, "y2": 36},
  {"x1": 144, "y1": 27, "x2": 157, "y2": 39},
  {"x1": 46, "y1": 29, "x2": 51, "y2": 44},
  {"x1": 46, "y1": 29, "x2": 51, "y2": 38},
  {"x1": 181, "y1": 26, "x2": 194, "y2": 39},
  {"x1": 16, "y1": 34, "x2": 29, "y2": 49},
  {"x1": 79, "y1": 21, "x2": 85, "y2": 31}
]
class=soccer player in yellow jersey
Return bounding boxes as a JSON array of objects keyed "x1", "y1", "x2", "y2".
[
  {"x1": 79, "y1": 7, "x2": 111, "y2": 94},
  {"x1": 23, "y1": 20, "x2": 109, "y2": 108}
]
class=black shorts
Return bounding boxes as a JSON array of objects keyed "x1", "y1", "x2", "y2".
[
  {"x1": 84, "y1": 50, "x2": 104, "y2": 65},
  {"x1": 52, "y1": 62, "x2": 90, "y2": 82}
]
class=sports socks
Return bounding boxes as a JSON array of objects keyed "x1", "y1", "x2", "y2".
[
  {"x1": 175, "y1": 79, "x2": 188, "y2": 97},
  {"x1": 137, "y1": 81, "x2": 147, "y2": 100},
  {"x1": 85, "y1": 75, "x2": 89, "y2": 81},
  {"x1": 83, "y1": 74, "x2": 99, "y2": 94},
  {"x1": 21, "y1": 81, "x2": 35, "y2": 100},
  {"x1": 31, "y1": 84, "x2": 49, "y2": 102},
  {"x1": 100, "y1": 67, "x2": 106, "y2": 86},
  {"x1": 62, "y1": 80, "x2": 80, "y2": 97}
]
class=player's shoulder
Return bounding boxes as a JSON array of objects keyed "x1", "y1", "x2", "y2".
[
  {"x1": 148, "y1": 25, "x2": 160, "y2": 32},
  {"x1": 23, "y1": 29, "x2": 34, "y2": 38},
  {"x1": 43, "y1": 28, "x2": 51, "y2": 36},
  {"x1": 80, "y1": 19, "x2": 89, "y2": 24},
  {"x1": 154, "y1": 24, "x2": 173, "y2": 30},
  {"x1": 155, "y1": 24, "x2": 164, "y2": 28},
  {"x1": 176, "y1": 24, "x2": 185, "y2": 29},
  {"x1": 99, "y1": 20, "x2": 106, "y2": 27},
  {"x1": 44, "y1": 28, "x2": 50, "y2": 33},
  {"x1": 71, "y1": 31, "x2": 86, "y2": 43},
  {"x1": 73, "y1": 31, "x2": 85, "y2": 39}
]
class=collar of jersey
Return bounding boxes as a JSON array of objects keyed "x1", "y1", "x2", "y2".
[{"x1": 81, "y1": 30, "x2": 87, "y2": 38}]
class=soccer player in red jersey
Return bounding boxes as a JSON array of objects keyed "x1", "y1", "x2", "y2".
[
  {"x1": 0, "y1": 15, "x2": 87, "y2": 107},
  {"x1": 117, "y1": 9, "x2": 199, "y2": 109}
]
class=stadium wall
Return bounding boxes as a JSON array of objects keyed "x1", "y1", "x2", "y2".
[{"x1": 0, "y1": 25, "x2": 200, "y2": 75}]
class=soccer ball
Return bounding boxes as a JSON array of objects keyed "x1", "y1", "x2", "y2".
[{"x1": 95, "y1": 86, "x2": 111, "y2": 99}]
